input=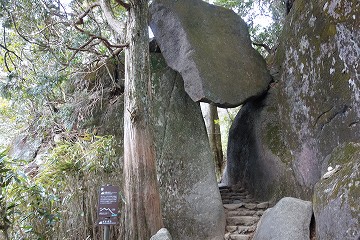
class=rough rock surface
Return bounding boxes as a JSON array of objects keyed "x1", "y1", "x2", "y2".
[
  {"x1": 222, "y1": 89, "x2": 306, "y2": 200},
  {"x1": 150, "y1": 228, "x2": 172, "y2": 240},
  {"x1": 253, "y1": 197, "x2": 313, "y2": 240},
  {"x1": 223, "y1": 0, "x2": 360, "y2": 200},
  {"x1": 9, "y1": 134, "x2": 43, "y2": 160},
  {"x1": 313, "y1": 143, "x2": 360, "y2": 240},
  {"x1": 273, "y1": 0, "x2": 360, "y2": 190},
  {"x1": 151, "y1": 53, "x2": 225, "y2": 240},
  {"x1": 149, "y1": 0, "x2": 271, "y2": 107}
]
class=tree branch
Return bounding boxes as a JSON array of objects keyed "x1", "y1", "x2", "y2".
[
  {"x1": 0, "y1": 43, "x2": 21, "y2": 60},
  {"x1": 114, "y1": 0, "x2": 130, "y2": 10},
  {"x1": 99, "y1": 0, "x2": 126, "y2": 36},
  {"x1": 75, "y1": 3, "x2": 100, "y2": 25},
  {"x1": 252, "y1": 42, "x2": 272, "y2": 54}
]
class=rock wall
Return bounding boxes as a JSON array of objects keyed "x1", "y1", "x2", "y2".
[
  {"x1": 275, "y1": 0, "x2": 360, "y2": 190},
  {"x1": 225, "y1": 0, "x2": 359, "y2": 198},
  {"x1": 224, "y1": 0, "x2": 359, "y2": 238},
  {"x1": 223, "y1": 89, "x2": 306, "y2": 200},
  {"x1": 151, "y1": 53, "x2": 225, "y2": 240},
  {"x1": 313, "y1": 143, "x2": 359, "y2": 239}
]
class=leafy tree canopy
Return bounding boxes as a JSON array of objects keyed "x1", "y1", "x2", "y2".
[{"x1": 213, "y1": 0, "x2": 286, "y2": 55}]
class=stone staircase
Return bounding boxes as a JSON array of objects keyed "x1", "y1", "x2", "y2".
[{"x1": 219, "y1": 185, "x2": 271, "y2": 240}]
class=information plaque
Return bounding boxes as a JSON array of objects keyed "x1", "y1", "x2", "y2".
[{"x1": 97, "y1": 185, "x2": 119, "y2": 225}]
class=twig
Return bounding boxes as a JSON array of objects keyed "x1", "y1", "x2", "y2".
[
  {"x1": 114, "y1": 0, "x2": 130, "y2": 10},
  {"x1": 252, "y1": 42, "x2": 272, "y2": 54}
]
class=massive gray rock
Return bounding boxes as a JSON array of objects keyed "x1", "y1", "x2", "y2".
[
  {"x1": 151, "y1": 53, "x2": 225, "y2": 240},
  {"x1": 253, "y1": 197, "x2": 313, "y2": 240},
  {"x1": 149, "y1": 0, "x2": 272, "y2": 107},
  {"x1": 223, "y1": 0, "x2": 360, "y2": 201},
  {"x1": 274, "y1": 0, "x2": 360, "y2": 190},
  {"x1": 222, "y1": 89, "x2": 306, "y2": 200},
  {"x1": 313, "y1": 143, "x2": 360, "y2": 240}
]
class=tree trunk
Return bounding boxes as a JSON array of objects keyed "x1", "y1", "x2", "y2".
[
  {"x1": 123, "y1": 1, "x2": 163, "y2": 239},
  {"x1": 209, "y1": 105, "x2": 224, "y2": 180}
]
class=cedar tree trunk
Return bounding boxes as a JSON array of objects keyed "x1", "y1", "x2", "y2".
[
  {"x1": 209, "y1": 105, "x2": 224, "y2": 180},
  {"x1": 123, "y1": 1, "x2": 163, "y2": 239}
]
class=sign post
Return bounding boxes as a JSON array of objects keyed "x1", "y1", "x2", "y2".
[{"x1": 97, "y1": 185, "x2": 120, "y2": 240}]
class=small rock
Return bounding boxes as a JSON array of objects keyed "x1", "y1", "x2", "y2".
[
  {"x1": 226, "y1": 226, "x2": 238, "y2": 232},
  {"x1": 224, "y1": 203, "x2": 244, "y2": 210},
  {"x1": 237, "y1": 225, "x2": 256, "y2": 233},
  {"x1": 225, "y1": 232, "x2": 231, "y2": 240},
  {"x1": 244, "y1": 203, "x2": 257, "y2": 210},
  {"x1": 256, "y1": 210, "x2": 265, "y2": 216},
  {"x1": 257, "y1": 202, "x2": 269, "y2": 209},
  {"x1": 321, "y1": 164, "x2": 341, "y2": 179},
  {"x1": 150, "y1": 228, "x2": 172, "y2": 240}
]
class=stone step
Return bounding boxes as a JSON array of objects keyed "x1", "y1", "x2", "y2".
[
  {"x1": 228, "y1": 233, "x2": 251, "y2": 240},
  {"x1": 240, "y1": 199, "x2": 254, "y2": 203},
  {"x1": 256, "y1": 202, "x2": 269, "y2": 209},
  {"x1": 244, "y1": 203, "x2": 257, "y2": 209},
  {"x1": 227, "y1": 209, "x2": 257, "y2": 217},
  {"x1": 226, "y1": 225, "x2": 256, "y2": 234},
  {"x1": 237, "y1": 225, "x2": 256, "y2": 234},
  {"x1": 227, "y1": 216, "x2": 259, "y2": 226},
  {"x1": 223, "y1": 203, "x2": 244, "y2": 210},
  {"x1": 221, "y1": 186, "x2": 269, "y2": 240},
  {"x1": 221, "y1": 194, "x2": 249, "y2": 199}
]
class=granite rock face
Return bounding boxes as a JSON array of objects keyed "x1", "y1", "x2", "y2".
[
  {"x1": 223, "y1": 0, "x2": 360, "y2": 200},
  {"x1": 273, "y1": 0, "x2": 360, "y2": 190},
  {"x1": 151, "y1": 53, "x2": 225, "y2": 240},
  {"x1": 313, "y1": 143, "x2": 360, "y2": 240},
  {"x1": 222, "y1": 89, "x2": 305, "y2": 200},
  {"x1": 149, "y1": 0, "x2": 271, "y2": 107}
]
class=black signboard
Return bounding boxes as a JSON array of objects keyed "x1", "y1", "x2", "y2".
[{"x1": 97, "y1": 185, "x2": 119, "y2": 225}]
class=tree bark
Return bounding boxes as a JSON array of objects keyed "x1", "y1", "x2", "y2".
[
  {"x1": 123, "y1": 1, "x2": 163, "y2": 239},
  {"x1": 209, "y1": 105, "x2": 224, "y2": 180}
]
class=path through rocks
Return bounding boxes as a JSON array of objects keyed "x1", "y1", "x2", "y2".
[{"x1": 220, "y1": 186, "x2": 271, "y2": 240}]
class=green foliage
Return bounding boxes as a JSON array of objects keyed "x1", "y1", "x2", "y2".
[
  {"x1": 0, "y1": 134, "x2": 121, "y2": 240},
  {"x1": 0, "y1": 0, "x2": 125, "y2": 119},
  {"x1": 39, "y1": 134, "x2": 118, "y2": 185},
  {"x1": 0, "y1": 148, "x2": 60, "y2": 240},
  {"x1": 218, "y1": 107, "x2": 241, "y2": 155},
  {"x1": 213, "y1": 0, "x2": 286, "y2": 56}
]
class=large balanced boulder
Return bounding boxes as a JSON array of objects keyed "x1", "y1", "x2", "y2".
[
  {"x1": 149, "y1": 0, "x2": 271, "y2": 107},
  {"x1": 151, "y1": 53, "x2": 225, "y2": 240},
  {"x1": 253, "y1": 197, "x2": 313, "y2": 240},
  {"x1": 223, "y1": 0, "x2": 360, "y2": 201},
  {"x1": 313, "y1": 143, "x2": 360, "y2": 240}
]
